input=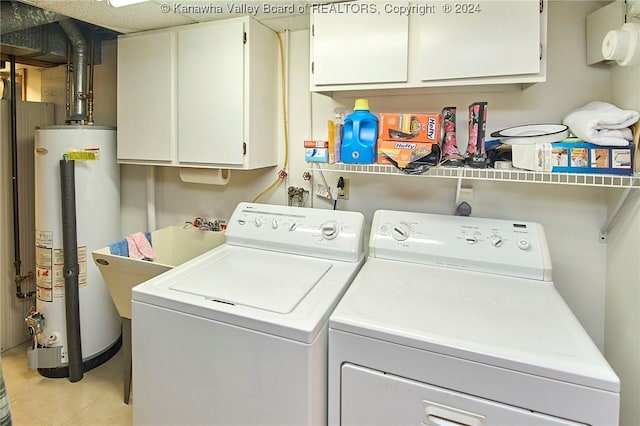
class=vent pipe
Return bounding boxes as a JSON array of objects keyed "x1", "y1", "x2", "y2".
[{"x1": 58, "y1": 19, "x2": 88, "y2": 122}]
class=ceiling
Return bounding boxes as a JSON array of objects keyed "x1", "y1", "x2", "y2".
[{"x1": 17, "y1": 0, "x2": 314, "y2": 34}]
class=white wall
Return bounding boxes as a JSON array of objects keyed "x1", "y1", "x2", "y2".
[
  {"x1": 37, "y1": 3, "x2": 615, "y2": 350},
  {"x1": 606, "y1": 2, "x2": 640, "y2": 425},
  {"x1": 134, "y1": 1, "x2": 612, "y2": 347}
]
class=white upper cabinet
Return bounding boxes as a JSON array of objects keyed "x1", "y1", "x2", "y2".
[
  {"x1": 117, "y1": 30, "x2": 174, "y2": 162},
  {"x1": 417, "y1": 1, "x2": 541, "y2": 81},
  {"x1": 311, "y1": 3, "x2": 409, "y2": 86},
  {"x1": 117, "y1": 17, "x2": 278, "y2": 170},
  {"x1": 310, "y1": 0, "x2": 546, "y2": 93},
  {"x1": 177, "y1": 21, "x2": 245, "y2": 167}
]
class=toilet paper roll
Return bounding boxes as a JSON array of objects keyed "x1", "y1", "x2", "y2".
[
  {"x1": 179, "y1": 168, "x2": 231, "y2": 185},
  {"x1": 602, "y1": 23, "x2": 640, "y2": 66}
]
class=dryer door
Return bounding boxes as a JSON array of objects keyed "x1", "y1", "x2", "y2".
[{"x1": 341, "y1": 364, "x2": 585, "y2": 426}]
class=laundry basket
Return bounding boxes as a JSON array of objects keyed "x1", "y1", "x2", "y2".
[{"x1": 91, "y1": 225, "x2": 225, "y2": 404}]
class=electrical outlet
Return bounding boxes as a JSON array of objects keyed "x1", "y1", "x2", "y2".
[{"x1": 337, "y1": 177, "x2": 349, "y2": 200}]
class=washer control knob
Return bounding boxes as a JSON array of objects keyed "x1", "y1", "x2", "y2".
[
  {"x1": 391, "y1": 223, "x2": 411, "y2": 241},
  {"x1": 491, "y1": 236, "x2": 504, "y2": 247},
  {"x1": 271, "y1": 219, "x2": 279, "y2": 229},
  {"x1": 288, "y1": 222, "x2": 297, "y2": 231},
  {"x1": 238, "y1": 219, "x2": 246, "y2": 225},
  {"x1": 321, "y1": 222, "x2": 339, "y2": 240},
  {"x1": 466, "y1": 236, "x2": 478, "y2": 244},
  {"x1": 254, "y1": 218, "x2": 262, "y2": 227},
  {"x1": 518, "y1": 239, "x2": 530, "y2": 250}
]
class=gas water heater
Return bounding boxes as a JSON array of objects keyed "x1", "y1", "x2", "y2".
[{"x1": 27, "y1": 125, "x2": 121, "y2": 377}]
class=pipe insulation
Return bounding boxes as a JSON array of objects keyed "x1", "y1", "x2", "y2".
[
  {"x1": 58, "y1": 19, "x2": 88, "y2": 122},
  {"x1": 59, "y1": 159, "x2": 83, "y2": 383}
]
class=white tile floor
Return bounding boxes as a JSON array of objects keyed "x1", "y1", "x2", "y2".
[{"x1": 1, "y1": 342, "x2": 132, "y2": 426}]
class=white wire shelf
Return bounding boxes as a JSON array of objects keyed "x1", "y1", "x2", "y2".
[{"x1": 309, "y1": 163, "x2": 640, "y2": 189}]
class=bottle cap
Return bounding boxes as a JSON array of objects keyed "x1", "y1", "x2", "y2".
[{"x1": 353, "y1": 98, "x2": 370, "y2": 111}]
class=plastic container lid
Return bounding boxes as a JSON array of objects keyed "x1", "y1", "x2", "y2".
[{"x1": 354, "y1": 98, "x2": 370, "y2": 111}]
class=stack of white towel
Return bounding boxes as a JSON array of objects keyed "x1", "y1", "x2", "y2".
[{"x1": 563, "y1": 101, "x2": 639, "y2": 146}]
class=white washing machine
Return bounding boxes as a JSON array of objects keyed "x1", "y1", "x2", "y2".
[
  {"x1": 328, "y1": 210, "x2": 620, "y2": 426},
  {"x1": 132, "y1": 202, "x2": 365, "y2": 425}
]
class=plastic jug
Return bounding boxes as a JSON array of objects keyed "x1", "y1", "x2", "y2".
[{"x1": 341, "y1": 99, "x2": 378, "y2": 164}]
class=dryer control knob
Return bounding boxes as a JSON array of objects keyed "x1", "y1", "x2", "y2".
[
  {"x1": 391, "y1": 223, "x2": 410, "y2": 241},
  {"x1": 254, "y1": 218, "x2": 262, "y2": 227},
  {"x1": 288, "y1": 222, "x2": 297, "y2": 231},
  {"x1": 238, "y1": 219, "x2": 246, "y2": 225},
  {"x1": 321, "y1": 222, "x2": 339, "y2": 240},
  {"x1": 271, "y1": 219, "x2": 279, "y2": 229},
  {"x1": 518, "y1": 239, "x2": 530, "y2": 250},
  {"x1": 491, "y1": 236, "x2": 504, "y2": 247}
]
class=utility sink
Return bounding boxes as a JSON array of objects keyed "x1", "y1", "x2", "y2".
[
  {"x1": 92, "y1": 225, "x2": 225, "y2": 405},
  {"x1": 92, "y1": 225, "x2": 225, "y2": 319}
]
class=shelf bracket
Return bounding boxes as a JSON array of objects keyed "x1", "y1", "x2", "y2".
[
  {"x1": 600, "y1": 187, "x2": 639, "y2": 241},
  {"x1": 455, "y1": 177, "x2": 473, "y2": 216}
]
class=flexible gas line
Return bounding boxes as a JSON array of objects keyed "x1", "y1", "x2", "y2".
[{"x1": 252, "y1": 30, "x2": 289, "y2": 203}]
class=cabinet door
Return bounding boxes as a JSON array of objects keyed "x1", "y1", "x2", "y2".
[
  {"x1": 311, "y1": 3, "x2": 409, "y2": 86},
  {"x1": 177, "y1": 21, "x2": 244, "y2": 166},
  {"x1": 117, "y1": 31, "x2": 174, "y2": 162},
  {"x1": 417, "y1": 0, "x2": 541, "y2": 81}
]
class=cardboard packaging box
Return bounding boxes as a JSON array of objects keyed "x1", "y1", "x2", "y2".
[
  {"x1": 377, "y1": 139, "x2": 436, "y2": 167},
  {"x1": 512, "y1": 140, "x2": 634, "y2": 175},
  {"x1": 304, "y1": 140, "x2": 329, "y2": 163},
  {"x1": 379, "y1": 113, "x2": 442, "y2": 143}
]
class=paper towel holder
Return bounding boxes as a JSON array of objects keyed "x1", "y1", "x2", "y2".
[
  {"x1": 179, "y1": 167, "x2": 231, "y2": 185},
  {"x1": 602, "y1": 22, "x2": 640, "y2": 67}
]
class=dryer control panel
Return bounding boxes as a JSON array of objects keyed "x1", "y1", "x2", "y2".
[
  {"x1": 225, "y1": 202, "x2": 365, "y2": 263},
  {"x1": 370, "y1": 210, "x2": 552, "y2": 281}
]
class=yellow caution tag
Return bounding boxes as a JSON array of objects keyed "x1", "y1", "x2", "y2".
[{"x1": 65, "y1": 148, "x2": 100, "y2": 161}]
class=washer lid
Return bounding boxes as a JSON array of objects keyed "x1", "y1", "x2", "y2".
[
  {"x1": 169, "y1": 250, "x2": 331, "y2": 314},
  {"x1": 133, "y1": 245, "x2": 363, "y2": 343},
  {"x1": 330, "y1": 258, "x2": 620, "y2": 393}
]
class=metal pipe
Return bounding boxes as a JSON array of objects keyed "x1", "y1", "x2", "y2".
[
  {"x1": 9, "y1": 56, "x2": 21, "y2": 286},
  {"x1": 65, "y1": 42, "x2": 71, "y2": 119},
  {"x1": 59, "y1": 19, "x2": 87, "y2": 122},
  {"x1": 87, "y1": 30, "x2": 95, "y2": 125},
  {"x1": 8, "y1": 55, "x2": 33, "y2": 299},
  {"x1": 59, "y1": 158, "x2": 83, "y2": 382}
]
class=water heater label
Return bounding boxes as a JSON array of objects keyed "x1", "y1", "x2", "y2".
[{"x1": 35, "y1": 230, "x2": 54, "y2": 302}]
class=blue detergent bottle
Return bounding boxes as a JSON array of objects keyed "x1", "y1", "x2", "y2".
[{"x1": 341, "y1": 99, "x2": 378, "y2": 164}]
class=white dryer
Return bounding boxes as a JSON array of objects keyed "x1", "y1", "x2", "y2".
[
  {"x1": 132, "y1": 202, "x2": 365, "y2": 425},
  {"x1": 328, "y1": 210, "x2": 619, "y2": 426}
]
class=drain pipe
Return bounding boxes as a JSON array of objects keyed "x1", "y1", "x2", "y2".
[
  {"x1": 59, "y1": 18, "x2": 88, "y2": 123},
  {"x1": 59, "y1": 158, "x2": 83, "y2": 382},
  {"x1": 9, "y1": 55, "x2": 34, "y2": 299}
]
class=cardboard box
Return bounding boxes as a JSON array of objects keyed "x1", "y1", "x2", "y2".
[
  {"x1": 379, "y1": 113, "x2": 442, "y2": 143},
  {"x1": 304, "y1": 140, "x2": 329, "y2": 162},
  {"x1": 512, "y1": 140, "x2": 634, "y2": 175},
  {"x1": 377, "y1": 139, "x2": 436, "y2": 167}
]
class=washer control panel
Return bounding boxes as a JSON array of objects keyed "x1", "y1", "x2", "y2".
[
  {"x1": 370, "y1": 210, "x2": 551, "y2": 281},
  {"x1": 225, "y1": 202, "x2": 365, "y2": 263}
]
